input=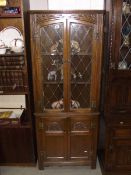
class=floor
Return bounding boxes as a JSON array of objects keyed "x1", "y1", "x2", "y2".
[{"x1": 0, "y1": 160, "x2": 102, "y2": 175}]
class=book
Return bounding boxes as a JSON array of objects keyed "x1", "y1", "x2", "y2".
[{"x1": 0, "y1": 111, "x2": 13, "y2": 118}]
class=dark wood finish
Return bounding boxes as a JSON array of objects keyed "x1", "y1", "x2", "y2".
[
  {"x1": 99, "y1": 0, "x2": 131, "y2": 174},
  {"x1": 29, "y1": 10, "x2": 104, "y2": 170},
  {"x1": 0, "y1": 0, "x2": 36, "y2": 165},
  {"x1": 0, "y1": 127, "x2": 35, "y2": 165}
]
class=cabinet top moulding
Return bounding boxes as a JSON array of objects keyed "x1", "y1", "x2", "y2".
[
  {"x1": 29, "y1": 10, "x2": 105, "y2": 23},
  {"x1": 29, "y1": 10, "x2": 105, "y2": 14}
]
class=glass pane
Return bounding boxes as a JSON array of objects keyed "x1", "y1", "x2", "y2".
[
  {"x1": 40, "y1": 23, "x2": 64, "y2": 110},
  {"x1": 70, "y1": 23, "x2": 94, "y2": 109},
  {"x1": 119, "y1": 0, "x2": 131, "y2": 69}
]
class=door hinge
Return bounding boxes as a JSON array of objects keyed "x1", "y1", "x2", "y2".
[
  {"x1": 39, "y1": 122, "x2": 44, "y2": 129},
  {"x1": 91, "y1": 101, "x2": 96, "y2": 109},
  {"x1": 95, "y1": 32, "x2": 100, "y2": 40},
  {"x1": 91, "y1": 121, "x2": 97, "y2": 129}
]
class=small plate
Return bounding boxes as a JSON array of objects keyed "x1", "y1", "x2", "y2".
[{"x1": 0, "y1": 26, "x2": 23, "y2": 48}]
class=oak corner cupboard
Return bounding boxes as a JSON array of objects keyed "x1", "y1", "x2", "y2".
[
  {"x1": 0, "y1": 0, "x2": 36, "y2": 165},
  {"x1": 29, "y1": 10, "x2": 104, "y2": 170},
  {"x1": 99, "y1": 0, "x2": 131, "y2": 174}
]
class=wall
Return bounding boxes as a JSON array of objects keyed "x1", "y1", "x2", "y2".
[
  {"x1": 48, "y1": 0, "x2": 104, "y2": 10},
  {"x1": 30, "y1": 0, "x2": 104, "y2": 10},
  {"x1": 30, "y1": 0, "x2": 48, "y2": 10}
]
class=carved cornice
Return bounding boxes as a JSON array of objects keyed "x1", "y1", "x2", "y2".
[{"x1": 31, "y1": 13, "x2": 97, "y2": 38}]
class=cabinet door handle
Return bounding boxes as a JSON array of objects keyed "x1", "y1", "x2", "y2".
[{"x1": 120, "y1": 121, "x2": 124, "y2": 125}]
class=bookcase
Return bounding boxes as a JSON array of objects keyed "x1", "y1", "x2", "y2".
[{"x1": 0, "y1": 0, "x2": 36, "y2": 165}]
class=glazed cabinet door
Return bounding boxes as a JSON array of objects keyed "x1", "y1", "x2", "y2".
[
  {"x1": 68, "y1": 17, "x2": 103, "y2": 112},
  {"x1": 111, "y1": 0, "x2": 131, "y2": 69},
  {"x1": 30, "y1": 18, "x2": 66, "y2": 112},
  {"x1": 30, "y1": 14, "x2": 103, "y2": 113}
]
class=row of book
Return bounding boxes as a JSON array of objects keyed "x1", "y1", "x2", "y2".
[
  {"x1": 0, "y1": 71, "x2": 25, "y2": 89},
  {"x1": 0, "y1": 56, "x2": 25, "y2": 68}
]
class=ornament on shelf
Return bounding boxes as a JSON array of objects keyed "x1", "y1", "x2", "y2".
[
  {"x1": 51, "y1": 99, "x2": 80, "y2": 109},
  {"x1": 51, "y1": 99, "x2": 63, "y2": 109},
  {"x1": 123, "y1": 35, "x2": 130, "y2": 46},
  {"x1": 122, "y1": 2, "x2": 131, "y2": 15},
  {"x1": 118, "y1": 60, "x2": 128, "y2": 70},
  {"x1": 47, "y1": 70, "x2": 57, "y2": 81},
  {"x1": 71, "y1": 99, "x2": 80, "y2": 109}
]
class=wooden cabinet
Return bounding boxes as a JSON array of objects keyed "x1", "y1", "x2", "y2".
[
  {"x1": 0, "y1": 0, "x2": 36, "y2": 165},
  {"x1": 99, "y1": 0, "x2": 131, "y2": 173},
  {"x1": 30, "y1": 11, "x2": 104, "y2": 169}
]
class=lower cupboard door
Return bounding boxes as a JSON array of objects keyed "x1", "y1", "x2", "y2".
[
  {"x1": 44, "y1": 135, "x2": 67, "y2": 161},
  {"x1": 112, "y1": 139, "x2": 131, "y2": 170},
  {"x1": 69, "y1": 134, "x2": 91, "y2": 161}
]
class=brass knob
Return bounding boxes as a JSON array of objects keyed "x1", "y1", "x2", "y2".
[{"x1": 120, "y1": 121, "x2": 124, "y2": 125}]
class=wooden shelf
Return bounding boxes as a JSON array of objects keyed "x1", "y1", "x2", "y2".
[
  {"x1": 42, "y1": 53, "x2": 92, "y2": 56},
  {"x1": 0, "y1": 53, "x2": 24, "y2": 57},
  {"x1": 44, "y1": 81, "x2": 90, "y2": 84},
  {"x1": 44, "y1": 81, "x2": 63, "y2": 84},
  {"x1": 0, "y1": 14, "x2": 22, "y2": 18},
  {"x1": 71, "y1": 82, "x2": 91, "y2": 85}
]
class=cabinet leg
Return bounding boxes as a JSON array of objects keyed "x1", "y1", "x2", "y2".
[{"x1": 38, "y1": 151, "x2": 44, "y2": 170}]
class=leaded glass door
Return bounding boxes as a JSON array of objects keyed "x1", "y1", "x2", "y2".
[
  {"x1": 68, "y1": 20, "x2": 98, "y2": 110},
  {"x1": 39, "y1": 20, "x2": 66, "y2": 111},
  {"x1": 118, "y1": 0, "x2": 131, "y2": 70}
]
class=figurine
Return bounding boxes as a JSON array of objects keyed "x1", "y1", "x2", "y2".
[
  {"x1": 51, "y1": 99, "x2": 80, "y2": 109},
  {"x1": 51, "y1": 99, "x2": 63, "y2": 109},
  {"x1": 47, "y1": 70, "x2": 57, "y2": 81},
  {"x1": 71, "y1": 100, "x2": 80, "y2": 108},
  {"x1": 50, "y1": 42, "x2": 58, "y2": 55},
  {"x1": 78, "y1": 72, "x2": 83, "y2": 79},
  {"x1": 118, "y1": 60, "x2": 128, "y2": 70},
  {"x1": 122, "y1": 2, "x2": 131, "y2": 15}
]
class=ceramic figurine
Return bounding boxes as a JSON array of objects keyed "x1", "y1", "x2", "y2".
[
  {"x1": 51, "y1": 99, "x2": 63, "y2": 109},
  {"x1": 71, "y1": 100, "x2": 80, "y2": 108},
  {"x1": 118, "y1": 60, "x2": 127, "y2": 70},
  {"x1": 123, "y1": 2, "x2": 131, "y2": 15},
  {"x1": 47, "y1": 70, "x2": 57, "y2": 81}
]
